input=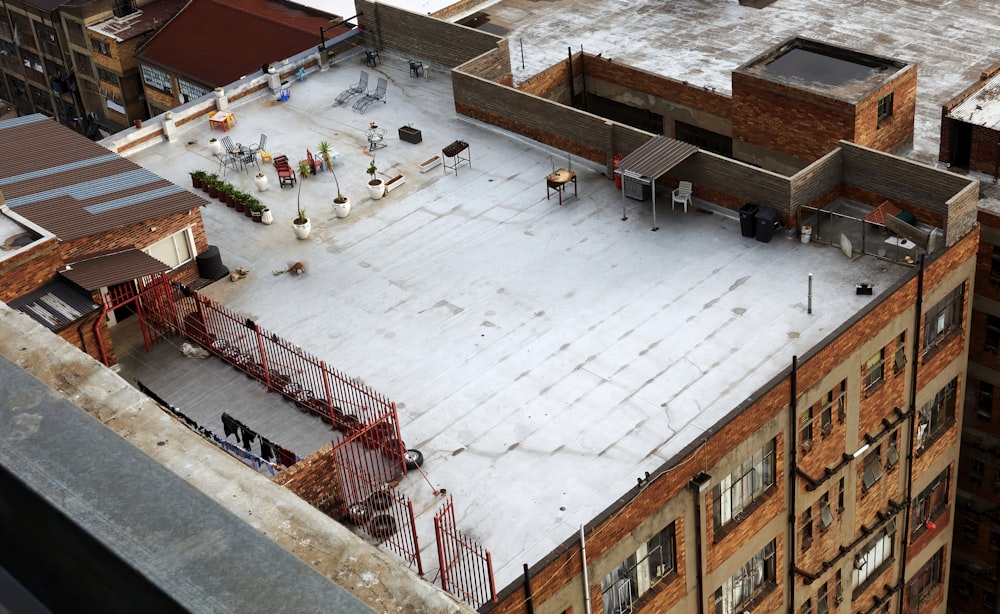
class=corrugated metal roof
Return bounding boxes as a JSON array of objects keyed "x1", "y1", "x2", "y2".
[
  {"x1": 7, "y1": 279, "x2": 99, "y2": 331},
  {"x1": 616, "y1": 136, "x2": 698, "y2": 180},
  {"x1": 948, "y1": 70, "x2": 1000, "y2": 131},
  {"x1": 60, "y1": 249, "x2": 170, "y2": 291},
  {"x1": 0, "y1": 115, "x2": 208, "y2": 241},
  {"x1": 135, "y1": 0, "x2": 349, "y2": 87}
]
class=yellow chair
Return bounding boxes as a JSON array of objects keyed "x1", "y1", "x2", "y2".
[{"x1": 260, "y1": 149, "x2": 273, "y2": 164}]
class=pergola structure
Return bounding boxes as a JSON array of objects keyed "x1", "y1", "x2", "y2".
[{"x1": 615, "y1": 136, "x2": 698, "y2": 230}]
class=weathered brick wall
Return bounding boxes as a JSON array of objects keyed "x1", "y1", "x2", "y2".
[
  {"x1": 854, "y1": 67, "x2": 918, "y2": 155},
  {"x1": 61, "y1": 208, "x2": 208, "y2": 262},
  {"x1": 357, "y1": 0, "x2": 506, "y2": 71},
  {"x1": 272, "y1": 443, "x2": 344, "y2": 517},
  {"x1": 732, "y1": 73, "x2": 857, "y2": 163},
  {"x1": 0, "y1": 239, "x2": 64, "y2": 302}
]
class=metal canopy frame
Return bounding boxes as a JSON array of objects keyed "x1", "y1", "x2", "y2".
[{"x1": 614, "y1": 136, "x2": 699, "y2": 231}]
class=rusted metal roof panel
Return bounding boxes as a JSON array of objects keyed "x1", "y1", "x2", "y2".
[
  {"x1": 617, "y1": 136, "x2": 699, "y2": 180},
  {"x1": 0, "y1": 114, "x2": 207, "y2": 241},
  {"x1": 60, "y1": 249, "x2": 170, "y2": 291},
  {"x1": 7, "y1": 279, "x2": 99, "y2": 331}
]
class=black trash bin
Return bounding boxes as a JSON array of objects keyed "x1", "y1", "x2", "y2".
[
  {"x1": 196, "y1": 245, "x2": 229, "y2": 281},
  {"x1": 755, "y1": 207, "x2": 779, "y2": 243},
  {"x1": 738, "y1": 204, "x2": 759, "y2": 238}
]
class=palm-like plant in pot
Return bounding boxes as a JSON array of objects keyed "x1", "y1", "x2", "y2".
[
  {"x1": 292, "y1": 179, "x2": 311, "y2": 239},
  {"x1": 318, "y1": 141, "x2": 350, "y2": 218},
  {"x1": 366, "y1": 158, "x2": 385, "y2": 200}
]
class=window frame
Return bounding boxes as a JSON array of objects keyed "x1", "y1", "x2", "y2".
[
  {"x1": 713, "y1": 540, "x2": 776, "y2": 614},
  {"x1": 864, "y1": 348, "x2": 886, "y2": 394},
  {"x1": 916, "y1": 378, "x2": 957, "y2": 452},
  {"x1": 144, "y1": 228, "x2": 193, "y2": 270},
  {"x1": 908, "y1": 549, "x2": 944, "y2": 608},
  {"x1": 979, "y1": 381, "x2": 994, "y2": 421},
  {"x1": 862, "y1": 445, "x2": 883, "y2": 492},
  {"x1": 712, "y1": 439, "x2": 776, "y2": 530},
  {"x1": 600, "y1": 521, "x2": 677, "y2": 614},
  {"x1": 90, "y1": 37, "x2": 111, "y2": 56},
  {"x1": 877, "y1": 92, "x2": 894, "y2": 125},
  {"x1": 923, "y1": 284, "x2": 964, "y2": 353},
  {"x1": 853, "y1": 521, "x2": 895, "y2": 592},
  {"x1": 141, "y1": 63, "x2": 173, "y2": 95},
  {"x1": 910, "y1": 469, "x2": 949, "y2": 537}
]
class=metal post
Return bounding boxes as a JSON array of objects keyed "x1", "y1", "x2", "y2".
[
  {"x1": 580, "y1": 525, "x2": 592, "y2": 614},
  {"x1": 807, "y1": 273, "x2": 813, "y2": 314},
  {"x1": 520, "y1": 39, "x2": 524, "y2": 69}
]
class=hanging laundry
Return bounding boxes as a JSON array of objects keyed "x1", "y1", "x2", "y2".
[
  {"x1": 240, "y1": 425, "x2": 257, "y2": 451},
  {"x1": 259, "y1": 437, "x2": 275, "y2": 461},
  {"x1": 221, "y1": 413, "x2": 240, "y2": 440},
  {"x1": 276, "y1": 445, "x2": 297, "y2": 467}
]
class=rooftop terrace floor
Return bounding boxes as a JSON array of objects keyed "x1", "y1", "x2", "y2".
[{"x1": 121, "y1": 51, "x2": 912, "y2": 587}]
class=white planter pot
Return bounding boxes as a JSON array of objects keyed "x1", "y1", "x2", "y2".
[
  {"x1": 293, "y1": 218, "x2": 311, "y2": 239},
  {"x1": 261, "y1": 209, "x2": 273, "y2": 225},
  {"x1": 367, "y1": 180, "x2": 385, "y2": 200},
  {"x1": 254, "y1": 174, "x2": 269, "y2": 192},
  {"x1": 209, "y1": 140, "x2": 222, "y2": 155},
  {"x1": 333, "y1": 197, "x2": 351, "y2": 218}
]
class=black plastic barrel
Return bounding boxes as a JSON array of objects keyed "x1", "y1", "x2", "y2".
[{"x1": 196, "y1": 245, "x2": 229, "y2": 281}]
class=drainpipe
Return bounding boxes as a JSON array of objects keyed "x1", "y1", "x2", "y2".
[
  {"x1": 523, "y1": 563, "x2": 535, "y2": 614},
  {"x1": 567, "y1": 47, "x2": 575, "y2": 108},
  {"x1": 76, "y1": 320, "x2": 90, "y2": 356},
  {"x1": 580, "y1": 525, "x2": 592, "y2": 614},
  {"x1": 689, "y1": 472, "x2": 712, "y2": 614},
  {"x1": 789, "y1": 355, "x2": 799, "y2": 614},
  {"x1": 897, "y1": 255, "x2": 925, "y2": 613}
]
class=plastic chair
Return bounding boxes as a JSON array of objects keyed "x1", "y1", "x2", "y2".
[
  {"x1": 672, "y1": 181, "x2": 693, "y2": 213},
  {"x1": 306, "y1": 150, "x2": 324, "y2": 174},
  {"x1": 296, "y1": 67, "x2": 307, "y2": 82}
]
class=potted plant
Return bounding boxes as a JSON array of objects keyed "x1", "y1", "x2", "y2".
[
  {"x1": 366, "y1": 158, "x2": 385, "y2": 200},
  {"x1": 398, "y1": 123, "x2": 422, "y2": 144},
  {"x1": 254, "y1": 172, "x2": 269, "y2": 192},
  {"x1": 247, "y1": 197, "x2": 264, "y2": 222},
  {"x1": 209, "y1": 137, "x2": 221, "y2": 155},
  {"x1": 293, "y1": 181, "x2": 310, "y2": 239},
  {"x1": 320, "y1": 141, "x2": 350, "y2": 218},
  {"x1": 205, "y1": 173, "x2": 221, "y2": 199},
  {"x1": 190, "y1": 170, "x2": 207, "y2": 189},
  {"x1": 297, "y1": 159, "x2": 312, "y2": 179}
]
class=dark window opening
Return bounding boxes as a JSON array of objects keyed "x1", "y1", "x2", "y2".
[{"x1": 675, "y1": 120, "x2": 733, "y2": 158}]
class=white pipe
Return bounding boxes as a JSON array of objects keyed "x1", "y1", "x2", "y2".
[{"x1": 580, "y1": 524, "x2": 592, "y2": 614}]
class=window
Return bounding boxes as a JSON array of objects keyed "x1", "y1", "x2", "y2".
[
  {"x1": 712, "y1": 439, "x2": 776, "y2": 529},
  {"x1": 600, "y1": 522, "x2": 676, "y2": 614},
  {"x1": 923, "y1": 284, "x2": 964, "y2": 351},
  {"x1": 992, "y1": 246, "x2": 1000, "y2": 285},
  {"x1": 957, "y1": 578, "x2": 972, "y2": 597},
  {"x1": 886, "y1": 432, "x2": 899, "y2": 470},
  {"x1": 830, "y1": 380, "x2": 847, "y2": 423},
  {"x1": 141, "y1": 64, "x2": 172, "y2": 95},
  {"x1": 713, "y1": 540, "x2": 776, "y2": 614},
  {"x1": 799, "y1": 599, "x2": 812, "y2": 614},
  {"x1": 916, "y1": 378, "x2": 956, "y2": 451},
  {"x1": 144, "y1": 229, "x2": 193, "y2": 269},
  {"x1": 970, "y1": 456, "x2": 985, "y2": 488},
  {"x1": 980, "y1": 381, "x2": 994, "y2": 420},
  {"x1": 801, "y1": 507, "x2": 813, "y2": 549},
  {"x1": 20, "y1": 49, "x2": 42, "y2": 73},
  {"x1": 91, "y1": 37, "x2": 111, "y2": 56},
  {"x1": 877, "y1": 92, "x2": 894, "y2": 124},
  {"x1": 853, "y1": 520, "x2": 895, "y2": 590},
  {"x1": 963, "y1": 519, "x2": 980, "y2": 544},
  {"x1": 73, "y1": 51, "x2": 93, "y2": 78},
  {"x1": 97, "y1": 67, "x2": 119, "y2": 87},
  {"x1": 862, "y1": 445, "x2": 883, "y2": 491},
  {"x1": 864, "y1": 348, "x2": 886, "y2": 393},
  {"x1": 178, "y1": 79, "x2": 208, "y2": 104},
  {"x1": 837, "y1": 478, "x2": 845, "y2": 512},
  {"x1": 987, "y1": 316, "x2": 1000, "y2": 353},
  {"x1": 800, "y1": 406, "x2": 813, "y2": 451},
  {"x1": 894, "y1": 331, "x2": 906, "y2": 373},
  {"x1": 991, "y1": 531, "x2": 1000, "y2": 553},
  {"x1": 988, "y1": 591, "x2": 997, "y2": 610},
  {"x1": 910, "y1": 469, "x2": 949, "y2": 535},
  {"x1": 819, "y1": 494, "x2": 833, "y2": 530},
  {"x1": 835, "y1": 570, "x2": 843, "y2": 605},
  {"x1": 908, "y1": 549, "x2": 944, "y2": 608}
]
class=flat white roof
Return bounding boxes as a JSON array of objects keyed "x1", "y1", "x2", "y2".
[{"x1": 122, "y1": 54, "x2": 917, "y2": 585}]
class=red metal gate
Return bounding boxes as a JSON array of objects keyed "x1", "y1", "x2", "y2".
[
  {"x1": 434, "y1": 496, "x2": 497, "y2": 608},
  {"x1": 95, "y1": 273, "x2": 180, "y2": 364}
]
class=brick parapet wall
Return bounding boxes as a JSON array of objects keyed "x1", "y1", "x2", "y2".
[
  {"x1": 0, "y1": 239, "x2": 64, "y2": 302},
  {"x1": 272, "y1": 443, "x2": 345, "y2": 518}
]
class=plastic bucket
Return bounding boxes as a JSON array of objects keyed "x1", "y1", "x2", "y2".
[{"x1": 801, "y1": 225, "x2": 813, "y2": 244}]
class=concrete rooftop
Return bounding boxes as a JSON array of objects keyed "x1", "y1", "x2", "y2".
[{"x1": 118, "y1": 40, "x2": 919, "y2": 588}]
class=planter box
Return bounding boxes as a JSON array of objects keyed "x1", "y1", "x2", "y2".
[
  {"x1": 385, "y1": 174, "x2": 405, "y2": 192},
  {"x1": 419, "y1": 155, "x2": 441, "y2": 173},
  {"x1": 399, "y1": 126, "x2": 422, "y2": 144}
]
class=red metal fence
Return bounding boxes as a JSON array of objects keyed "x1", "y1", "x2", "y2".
[{"x1": 434, "y1": 496, "x2": 497, "y2": 608}]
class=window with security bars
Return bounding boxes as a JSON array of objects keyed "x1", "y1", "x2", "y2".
[
  {"x1": 910, "y1": 468, "x2": 949, "y2": 536},
  {"x1": 907, "y1": 549, "x2": 943, "y2": 607},
  {"x1": 980, "y1": 381, "x2": 995, "y2": 421},
  {"x1": 864, "y1": 348, "x2": 886, "y2": 393},
  {"x1": 853, "y1": 520, "x2": 895, "y2": 590},
  {"x1": 141, "y1": 64, "x2": 172, "y2": 94},
  {"x1": 923, "y1": 284, "x2": 964, "y2": 352},
  {"x1": 877, "y1": 92, "x2": 894, "y2": 125},
  {"x1": 712, "y1": 439, "x2": 776, "y2": 529},
  {"x1": 916, "y1": 378, "x2": 956, "y2": 452},
  {"x1": 91, "y1": 37, "x2": 111, "y2": 56},
  {"x1": 987, "y1": 315, "x2": 1000, "y2": 353},
  {"x1": 799, "y1": 406, "x2": 813, "y2": 451},
  {"x1": 600, "y1": 522, "x2": 676, "y2": 614},
  {"x1": 894, "y1": 331, "x2": 906, "y2": 373},
  {"x1": 800, "y1": 507, "x2": 813, "y2": 549},
  {"x1": 179, "y1": 79, "x2": 208, "y2": 103},
  {"x1": 713, "y1": 540, "x2": 776, "y2": 614}
]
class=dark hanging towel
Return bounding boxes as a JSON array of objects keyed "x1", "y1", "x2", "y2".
[
  {"x1": 240, "y1": 426, "x2": 257, "y2": 451},
  {"x1": 259, "y1": 437, "x2": 275, "y2": 461},
  {"x1": 276, "y1": 445, "x2": 297, "y2": 467},
  {"x1": 221, "y1": 413, "x2": 240, "y2": 440}
]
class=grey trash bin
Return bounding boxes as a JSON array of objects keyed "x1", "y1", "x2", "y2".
[
  {"x1": 755, "y1": 207, "x2": 779, "y2": 243},
  {"x1": 739, "y1": 204, "x2": 758, "y2": 238}
]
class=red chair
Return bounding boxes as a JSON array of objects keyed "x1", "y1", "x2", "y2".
[
  {"x1": 273, "y1": 155, "x2": 296, "y2": 188},
  {"x1": 306, "y1": 149, "x2": 324, "y2": 174}
]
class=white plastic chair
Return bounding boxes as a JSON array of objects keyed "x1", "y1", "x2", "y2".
[{"x1": 672, "y1": 181, "x2": 693, "y2": 212}]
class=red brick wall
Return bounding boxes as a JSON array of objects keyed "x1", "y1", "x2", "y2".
[
  {"x1": 0, "y1": 239, "x2": 64, "y2": 302},
  {"x1": 272, "y1": 443, "x2": 344, "y2": 517},
  {"x1": 61, "y1": 208, "x2": 207, "y2": 262},
  {"x1": 855, "y1": 67, "x2": 918, "y2": 154}
]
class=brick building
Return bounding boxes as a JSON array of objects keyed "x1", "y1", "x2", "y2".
[{"x1": 0, "y1": 113, "x2": 211, "y2": 365}]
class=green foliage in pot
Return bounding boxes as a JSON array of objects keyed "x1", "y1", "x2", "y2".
[
  {"x1": 318, "y1": 140, "x2": 345, "y2": 203},
  {"x1": 297, "y1": 160, "x2": 312, "y2": 178}
]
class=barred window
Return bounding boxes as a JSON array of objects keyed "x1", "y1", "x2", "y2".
[
  {"x1": 713, "y1": 540, "x2": 776, "y2": 614},
  {"x1": 907, "y1": 549, "x2": 944, "y2": 607},
  {"x1": 178, "y1": 79, "x2": 208, "y2": 103},
  {"x1": 864, "y1": 348, "x2": 886, "y2": 393},
  {"x1": 916, "y1": 378, "x2": 956, "y2": 451},
  {"x1": 911, "y1": 468, "x2": 949, "y2": 535},
  {"x1": 141, "y1": 64, "x2": 172, "y2": 94},
  {"x1": 712, "y1": 439, "x2": 776, "y2": 529},
  {"x1": 853, "y1": 520, "x2": 895, "y2": 590},
  {"x1": 600, "y1": 522, "x2": 676, "y2": 614},
  {"x1": 923, "y1": 284, "x2": 963, "y2": 351},
  {"x1": 91, "y1": 37, "x2": 111, "y2": 56}
]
